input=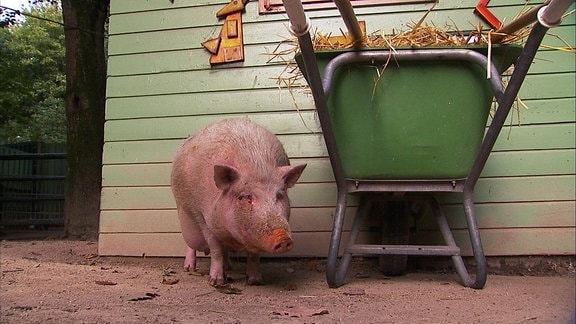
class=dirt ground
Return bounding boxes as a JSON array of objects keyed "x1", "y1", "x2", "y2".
[{"x1": 1, "y1": 240, "x2": 575, "y2": 323}]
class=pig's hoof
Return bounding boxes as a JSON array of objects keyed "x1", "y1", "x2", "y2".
[
  {"x1": 246, "y1": 276, "x2": 264, "y2": 286},
  {"x1": 183, "y1": 264, "x2": 197, "y2": 272},
  {"x1": 209, "y1": 276, "x2": 227, "y2": 287}
]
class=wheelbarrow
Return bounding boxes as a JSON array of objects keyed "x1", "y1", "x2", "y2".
[{"x1": 282, "y1": 0, "x2": 573, "y2": 288}]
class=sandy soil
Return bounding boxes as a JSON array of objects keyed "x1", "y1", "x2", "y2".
[{"x1": 1, "y1": 240, "x2": 575, "y2": 323}]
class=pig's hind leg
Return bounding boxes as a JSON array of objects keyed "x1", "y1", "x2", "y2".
[{"x1": 178, "y1": 208, "x2": 209, "y2": 271}]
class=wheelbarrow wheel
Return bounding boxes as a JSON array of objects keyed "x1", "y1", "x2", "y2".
[{"x1": 378, "y1": 200, "x2": 410, "y2": 276}]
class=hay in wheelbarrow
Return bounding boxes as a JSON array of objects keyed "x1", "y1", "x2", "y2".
[
  {"x1": 266, "y1": 1, "x2": 574, "y2": 86},
  {"x1": 266, "y1": 20, "x2": 531, "y2": 89}
]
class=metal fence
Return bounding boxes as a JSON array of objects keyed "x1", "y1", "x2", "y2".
[{"x1": 0, "y1": 142, "x2": 67, "y2": 227}]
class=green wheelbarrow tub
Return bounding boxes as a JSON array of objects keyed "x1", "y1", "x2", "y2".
[{"x1": 296, "y1": 45, "x2": 523, "y2": 179}]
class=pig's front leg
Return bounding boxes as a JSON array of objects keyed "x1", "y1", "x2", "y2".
[
  {"x1": 204, "y1": 234, "x2": 228, "y2": 286},
  {"x1": 183, "y1": 247, "x2": 196, "y2": 271},
  {"x1": 246, "y1": 253, "x2": 264, "y2": 285}
]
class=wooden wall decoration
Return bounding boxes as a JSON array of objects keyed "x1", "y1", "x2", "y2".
[{"x1": 201, "y1": 0, "x2": 247, "y2": 64}]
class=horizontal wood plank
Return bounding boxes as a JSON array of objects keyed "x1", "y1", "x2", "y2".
[
  {"x1": 111, "y1": 1, "x2": 494, "y2": 35},
  {"x1": 507, "y1": 98, "x2": 575, "y2": 125},
  {"x1": 100, "y1": 175, "x2": 575, "y2": 210},
  {"x1": 106, "y1": 65, "x2": 289, "y2": 98},
  {"x1": 104, "y1": 111, "x2": 321, "y2": 142},
  {"x1": 481, "y1": 149, "x2": 575, "y2": 177},
  {"x1": 106, "y1": 64, "x2": 574, "y2": 99},
  {"x1": 99, "y1": 200, "x2": 575, "y2": 234},
  {"x1": 101, "y1": 149, "x2": 575, "y2": 187},
  {"x1": 98, "y1": 231, "x2": 363, "y2": 257},
  {"x1": 103, "y1": 110, "x2": 576, "y2": 143},
  {"x1": 414, "y1": 228, "x2": 576, "y2": 256},
  {"x1": 105, "y1": 95, "x2": 573, "y2": 125},
  {"x1": 101, "y1": 158, "x2": 335, "y2": 186},
  {"x1": 419, "y1": 201, "x2": 576, "y2": 230},
  {"x1": 102, "y1": 124, "x2": 575, "y2": 164},
  {"x1": 108, "y1": 12, "x2": 573, "y2": 55},
  {"x1": 99, "y1": 207, "x2": 357, "y2": 234},
  {"x1": 105, "y1": 89, "x2": 315, "y2": 120},
  {"x1": 98, "y1": 227, "x2": 575, "y2": 257},
  {"x1": 517, "y1": 73, "x2": 575, "y2": 100},
  {"x1": 436, "y1": 175, "x2": 575, "y2": 204},
  {"x1": 108, "y1": 1, "x2": 574, "y2": 39},
  {"x1": 102, "y1": 134, "x2": 327, "y2": 164},
  {"x1": 107, "y1": 44, "x2": 576, "y2": 77}
]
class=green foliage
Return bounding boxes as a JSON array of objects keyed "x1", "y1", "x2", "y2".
[{"x1": 0, "y1": 3, "x2": 65, "y2": 143}]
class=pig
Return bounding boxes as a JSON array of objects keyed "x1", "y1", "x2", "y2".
[{"x1": 170, "y1": 118, "x2": 306, "y2": 286}]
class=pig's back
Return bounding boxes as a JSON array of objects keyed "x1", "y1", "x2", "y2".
[
  {"x1": 171, "y1": 118, "x2": 289, "y2": 212},
  {"x1": 186, "y1": 118, "x2": 288, "y2": 167}
]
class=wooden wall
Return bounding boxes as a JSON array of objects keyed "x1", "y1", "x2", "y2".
[{"x1": 99, "y1": 0, "x2": 575, "y2": 257}]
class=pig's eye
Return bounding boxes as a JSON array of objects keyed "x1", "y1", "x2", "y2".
[
  {"x1": 238, "y1": 194, "x2": 253, "y2": 202},
  {"x1": 276, "y1": 191, "x2": 285, "y2": 200}
]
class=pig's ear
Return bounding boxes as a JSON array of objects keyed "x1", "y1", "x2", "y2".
[
  {"x1": 214, "y1": 165, "x2": 240, "y2": 190},
  {"x1": 281, "y1": 164, "x2": 307, "y2": 188}
]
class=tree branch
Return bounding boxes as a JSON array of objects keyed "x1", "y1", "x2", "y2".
[{"x1": 0, "y1": 5, "x2": 105, "y2": 38}]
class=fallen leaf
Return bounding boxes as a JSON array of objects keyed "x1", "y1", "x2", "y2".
[
  {"x1": 308, "y1": 260, "x2": 323, "y2": 272},
  {"x1": 163, "y1": 269, "x2": 177, "y2": 276},
  {"x1": 2, "y1": 268, "x2": 24, "y2": 273},
  {"x1": 83, "y1": 253, "x2": 98, "y2": 259},
  {"x1": 215, "y1": 284, "x2": 242, "y2": 295},
  {"x1": 310, "y1": 309, "x2": 329, "y2": 316},
  {"x1": 276, "y1": 306, "x2": 330, "y2": 318},
  {"x1": 283, "y1": 283, "x2": 298, "y2": 291},
  {"x1": 128, "y1": 292, "x2": 160, "y2": 301},
  {"x1": 343, "y1": 288, "x2": 366, "y2": 296},
  {"x1": 354, "y1": 272, "x2": 370, "y2": 278},
  {"x1": 95, "y1": 280, "x2": 117, "y2": 286},
  {"x1": 11, "y1": 306, "x2": 33, "y2": 311},
  {"x1": 188, "y1": 271, "x2": 204, "y2": 276},
  {"x1": 162, "y1": 278, "x2": 179, "y2": 285}
]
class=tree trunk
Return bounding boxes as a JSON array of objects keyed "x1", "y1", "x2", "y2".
[{"x1": 62, "y1": 0, "x2": 109, "y2": 239}]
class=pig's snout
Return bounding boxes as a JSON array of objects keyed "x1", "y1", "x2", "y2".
[
  {"x1": 273, "y1": 238, "x2": 293, "y2": 253},
  {"x1": 265, "y1": 228, "x2": 293, "y2": 254}
]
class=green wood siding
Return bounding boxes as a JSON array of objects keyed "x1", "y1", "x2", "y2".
[{"x1": 100, "y1": 0, "x2": 575, "y2": 257}]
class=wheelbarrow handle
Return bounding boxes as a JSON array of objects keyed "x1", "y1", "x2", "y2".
[
  {"x1": 538, "y1": 0, "x2": 574, "y2": 27},
  {"x1": 491, "y1": 1, "x2": 548, "y2": 43},
  {"x1": 282, "y1": 0, "x2": 311, "y2": 36}
]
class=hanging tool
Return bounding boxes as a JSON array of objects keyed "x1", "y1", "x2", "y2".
[
  {"x1": 333, "y1": 0, "x2": 365, "y2": 47},
  {"x1": 490, "y1": 1, "x2": 550, "y2": 43},
  {"x1": 474, "y1": 0, "x2": 503, "y2": 29}
]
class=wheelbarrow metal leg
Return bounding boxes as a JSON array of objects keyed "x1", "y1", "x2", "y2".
[
  {"x1": 430, "y1": 195, "x2": 486, "y2": 289},
  {"x1": 326, "y1": 191, "x2": 350, "y2": 288},
  {"x1": 462, "y1": 189, "x2": 487, "y2": 289},
  {"x1": 431, "y1": 195, "x2": 487, "y2": 289}
]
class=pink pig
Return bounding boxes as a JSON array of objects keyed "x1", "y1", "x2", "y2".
[{"x1": 171, "y1": 118, "x2": 306, "y2": 286}]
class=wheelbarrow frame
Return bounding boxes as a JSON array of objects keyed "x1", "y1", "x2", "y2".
[{"x1": 282, "y1": 0, "x2": 573, "y2": 288}]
